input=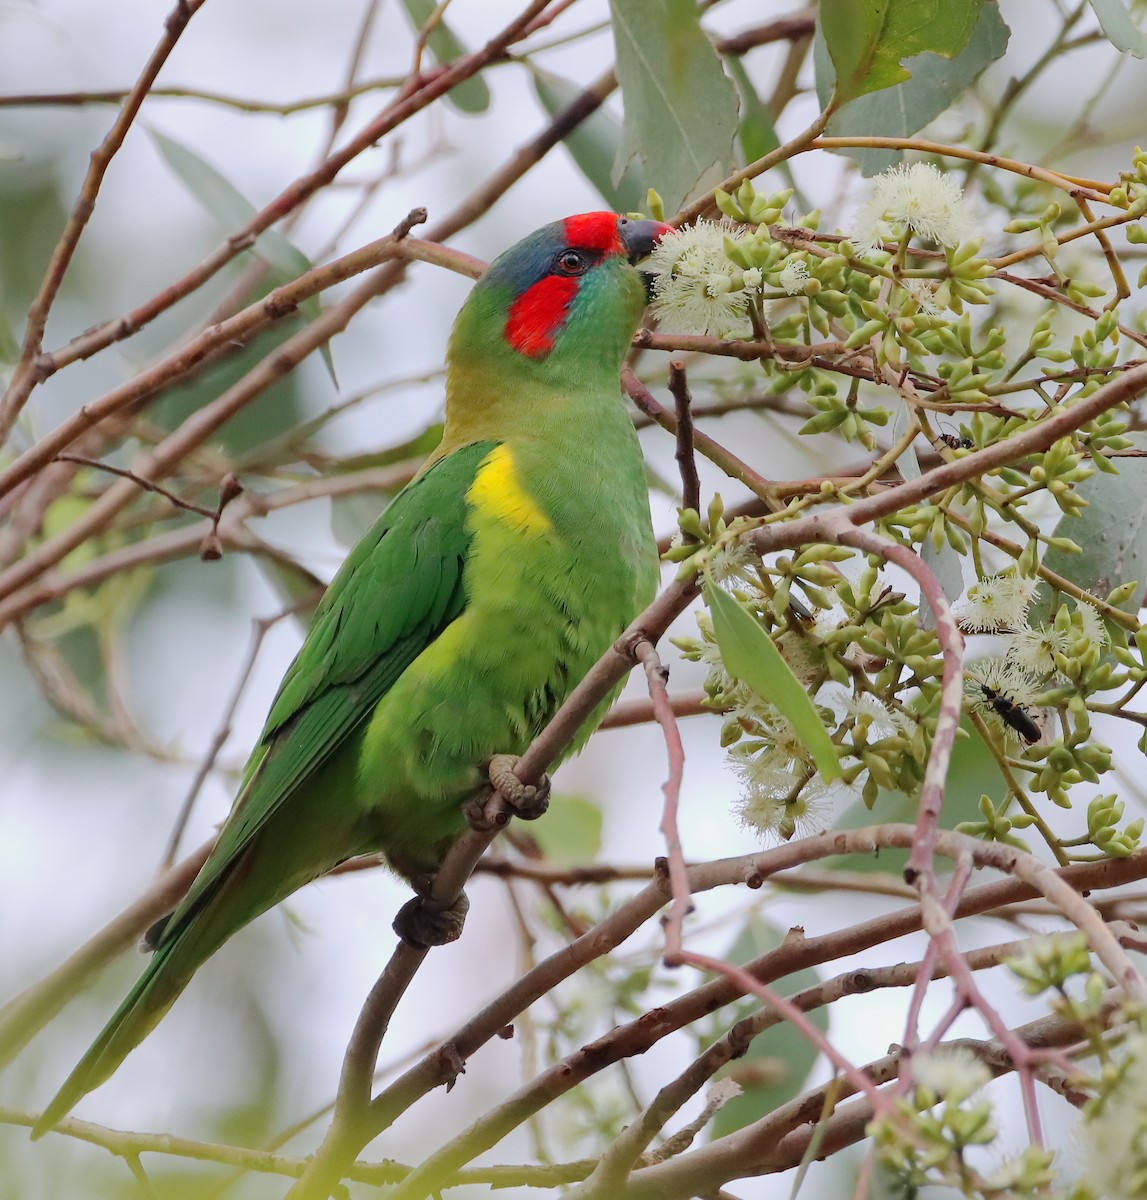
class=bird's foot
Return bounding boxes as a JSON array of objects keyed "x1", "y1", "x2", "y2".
[
  {"x1": 486, "y1": 754, "x2": 551, "y2": 821},
  {"x1": 392, "y1": 891, "x2": 470, "y2": 949}
]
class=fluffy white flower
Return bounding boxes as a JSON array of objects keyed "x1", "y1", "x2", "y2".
[
  {"x1": 852, "y1": 162, "x2": 973, "y2": 254},
  {"x1": 648, "y1": 221, "x2": 754, "y2": 337},
  {"x1": 777, "y1": 257, "x2": 810, "y2": 295},
  {"x1": 911, "y1": 1046, "x2": 991, "y2": 1102},
  {"x1": 902, "y1": 277, "x2": 942, "y2": 316},
  {"x1": 1077, "y1": 1033, "x2": 1147, "y2": 1200},
  {"x1": 1076, "y1": 599, "x2": 1110, "y2": 648},
  {"x1": 1007, "y1": 624, "x2": 1072, "y2": 677},
  {"x1": 953, "y1": 573, "x2": 1040, "y2": 633}
]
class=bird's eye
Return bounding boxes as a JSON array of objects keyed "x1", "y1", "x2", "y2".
[{"x1": 554, "y1": 249, "x2": 589, "y2": 276}]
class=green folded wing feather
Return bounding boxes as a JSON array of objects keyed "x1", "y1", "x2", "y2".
[{"x1": 152, "y1": 439, "x2": 497, "y2": 947}]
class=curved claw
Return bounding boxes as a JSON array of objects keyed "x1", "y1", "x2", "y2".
[
  {"x1": 486, "y1": 754, "x2": 551, "y2": 821},
  {"x1": 392, "y1": 892, "x2": 470, "y2": 948}
]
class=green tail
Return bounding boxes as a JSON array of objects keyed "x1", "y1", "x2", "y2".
[{"x1": 33, "y1": 928, "x2": 205, "y2": 1138}]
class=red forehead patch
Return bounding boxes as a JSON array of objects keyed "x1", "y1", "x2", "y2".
[
  {"x1": 562, "y1": 212, "x2": 623, "y2": 254},
  {"x1": 505, "y1": 275, "x2": 580, "y2": 357}
]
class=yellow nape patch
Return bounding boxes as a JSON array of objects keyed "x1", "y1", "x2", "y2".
[{"x1": 468, "y1": 444, "x2": 551, "y2": 534}]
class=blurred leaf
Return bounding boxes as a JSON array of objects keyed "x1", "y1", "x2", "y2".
[
  {"x1": 1086, "y1": 0, "x2": 1146, "y2": 56},
  {"x1": 1033, "y1": 433, "x2": 1147, "y2": 623},
  {"x1": 531, "y1": 793, "x2": 603, "y2": 864},
  {"x1": 149, "y1": 129, "x2": 336, "y2": 384},
  {"x1": 816, "y1": 2, "x2": 1009, "y2": 175},
  {"x1": 830, "y1": 720, "x2": 996, "y2": 873},
  {"x1": 0, "y1": 279, "x2": 18, "y2": 364},
  {"x1": 724, "y1": 56, "x2": 779, "y2": 166},
  {"x1": 531, "y1": 68, "x2": 646, "y2": 213},
  {"x1": 706, "y1": 581, "x2": 842, "y2": 781},
  {"x1": 609, "y1": 0, "x2": 739, "y2": 212},
  {"x1": 330, "y1": 421, "x2": 443, "y2": 474},
  {"x1": 706, "y1": 913, "x2": 826, "y2": 1138},
  {"x1": 819, "y1": 0, "x2": 982, "y2": 107},
  {"x1": 400, "y1": 0, "x2": 492, "y2": 112},
  {"x1": 252, "y1": 556, "x2": 326, "y2": 630}
]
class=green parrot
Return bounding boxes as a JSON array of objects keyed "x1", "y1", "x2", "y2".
[{"x1": 34, "y1": 211, "x2": 668, "y2": 1136}]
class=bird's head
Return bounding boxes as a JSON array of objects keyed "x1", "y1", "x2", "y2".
[{"x1": 449, "y1": 212, "x2": 671, "y2": 376}]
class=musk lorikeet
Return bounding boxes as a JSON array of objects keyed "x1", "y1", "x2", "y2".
[{"x1": 35, "y1": 211, "x2": 669, "y2": 1135}]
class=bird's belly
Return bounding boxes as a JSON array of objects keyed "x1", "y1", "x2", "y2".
[{"x1": 353, "y1": 537, "x2": 636, "y2": 874}]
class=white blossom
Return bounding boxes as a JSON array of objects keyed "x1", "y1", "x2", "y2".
[
  {"x1": 1007, "y1": 624, "x2": 1072, "y2": 677},
  {"x1": 648, "y1": 221, "x2": 755, "y2": 337},
  {"x1": 902, "y1": 277, "x2": 942, "y2": 316},
  {"x1": 777, "y1": 257, "x2": 810, "y2": 295},
  {"x1": 1077, "y1": 1033, "x2": 1147, "y2": 1200},
  {"x1": 953, "y1": 573, "x2": 1040, "y2": 633},
  {"x1": 852, "y1": 162, "x2": 974, "y2": 255},
  {"x1": 911, "y1": 1046, "x2": 991, "y2": 1102},
  {"x1": 1076, "y1": 599, "x2": 1110, "y2": 648}
]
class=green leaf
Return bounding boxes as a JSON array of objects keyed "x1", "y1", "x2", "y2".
[
  {"x1": 724, "y1": 55, "x2": 779, "y2": 166},
  {"x1": 819, "y1": 0, "x2": 982, "y2": 108},
  {"x1": 400, "y1": 0, "x2": 492, "y2": 113},
  {"x1": 149, "y1": 129, "x2": 336, "y2": 385},
  {"x1": 705, "y1": 580, "x2": 842, "y2": 781},
  {"x1": 609, "y1": 0, "x2": 739, "y2": 212},
  {"x1": 1086, "y1": 0, "x2": 1146, "y2": 57},
  {"x1": 816, "y1": 2, "x2": 1009, "y2": 176},
  {"x1": 706, "y1": 914, "x2": 827, "y2": 1138},
  {"x1": 531, "y1": 68, "x2": 646, "y2": 213},
  {"x1": 530, "y1": 794, "x2": 603, "y2": 864},
  {"x1": 830, "y1": 720, "x2": 997, "y2": 873},
  {"x1": 1033, "y1": 432, "x2": 1147, "y2": 622}
]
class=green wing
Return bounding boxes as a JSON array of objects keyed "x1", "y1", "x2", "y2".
[{"x1": 153, "y1": 439, "x2": 496, "y2": 946}]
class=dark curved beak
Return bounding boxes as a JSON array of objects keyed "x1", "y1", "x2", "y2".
[{"x1": 618, "y1": 217, "x2": 673, "y2": 265}]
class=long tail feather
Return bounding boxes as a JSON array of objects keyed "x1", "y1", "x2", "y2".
[{"x1": 32, "y1": 931, "x2": 201, "y2": 1138}]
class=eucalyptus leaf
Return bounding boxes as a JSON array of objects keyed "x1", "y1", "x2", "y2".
[
  {"x1": 706, "y1": 914, "x2": 827, "y2": 1138},
  {"x1": 818, "y1": 0, "x2": 982, "y2": 108},
  {"x1": 530, "y1": 794, "x2": 603, "y2": 864},
  {"x1": 1086, "y1": 0, "x2": 1146, "y2": 56},
  {"x1": 705, "y1": 580, "x2": 842, "y2": 781},
  {"x1": 531, "y1": 68, "x2": 645, "y2": 213},
  {"x1": 149, "y1": 129, "x2": 336, "y2": 385},
  {"x1": 400, "y1": 0, "x2": 492, "y2": 112},
  {"x1": 1032, "y1": 433, "x2": 1147, "y2": 623},
  {"x1": 724, "y1": 55, "x2": 779, "y2": 166},
  {"x1": 816, "y1": 2, "x2": 1009, "y2": 175},
  {"x1": 609, "y1": 0, "x2": 739, "y2": 212},
  {"x1": 829, "y1": 721, "x2": 997, "y2": 873}
]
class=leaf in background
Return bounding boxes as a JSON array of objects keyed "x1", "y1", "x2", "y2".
[
  {"x1": 818, "y1": 0, "x2": 982, "y2": 108},
  {"x1": 724, "y1": 55, "x2": 779, "y2": 166},
  {"x1": 1031, "y1": 433, "x2": 1147, "y2": 623},
  {"x1": 1086, "y1": 0, "x2": 1146, "y2": 56},
  {"x1": 149, "y1": 129, "x2": 336, "y2": 385},
  {"x1": 531, "y1": 68, "x2": 646, "y2": 213},
  {"x1": 829, "y1": 720, "x2": 997, "y2": 873},
  {"x1": 252, "y1": 557, "x2": 326, "y2": 630},
  {"x1": 706, "y1": 581, "x2": 842, "y2": 781},
  {"x1": 609, "y1": 0, "x2": 739, "y2": 212},
  {"x1": 400, "y1": 0, "x2": 492, "y2": 113},
  {"x1": 530, "y1": 794, "x2": 603, "y2": 864},
  {"x1": 705, "y1": 914, "x2": 827, "y2": 1138},
  {"x1": 816, "y1": 2, "x2": 1009, "y2": 176}
]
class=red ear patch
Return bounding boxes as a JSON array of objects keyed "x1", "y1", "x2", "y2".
[
  {"x1": 505, "y1": 275, "x2": 580, "y2": 357},
  {"x1": 562, "y1": 212, "x2": 623, "y2": 254}
]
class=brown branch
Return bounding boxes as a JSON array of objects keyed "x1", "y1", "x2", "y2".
[
  {"x1": 0, "y1": 838, "x2": 214, "y2": 1071},
  {"x1": 0, "y1": 212, "x2": 427, "y2": 621},
  {"x1": 0, "y1": 0, "x2": 209, "y2": 445},
  {"x1": 0, "y1": 0, "x2": 550, "y2": 423},
  {"x1": 667, "y1": 361, "x2": 700, "y2": 516}
]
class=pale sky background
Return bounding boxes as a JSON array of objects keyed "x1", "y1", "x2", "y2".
[{"x1": 2, "y1": 1, "x2": 1146, "y2": 1196}]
